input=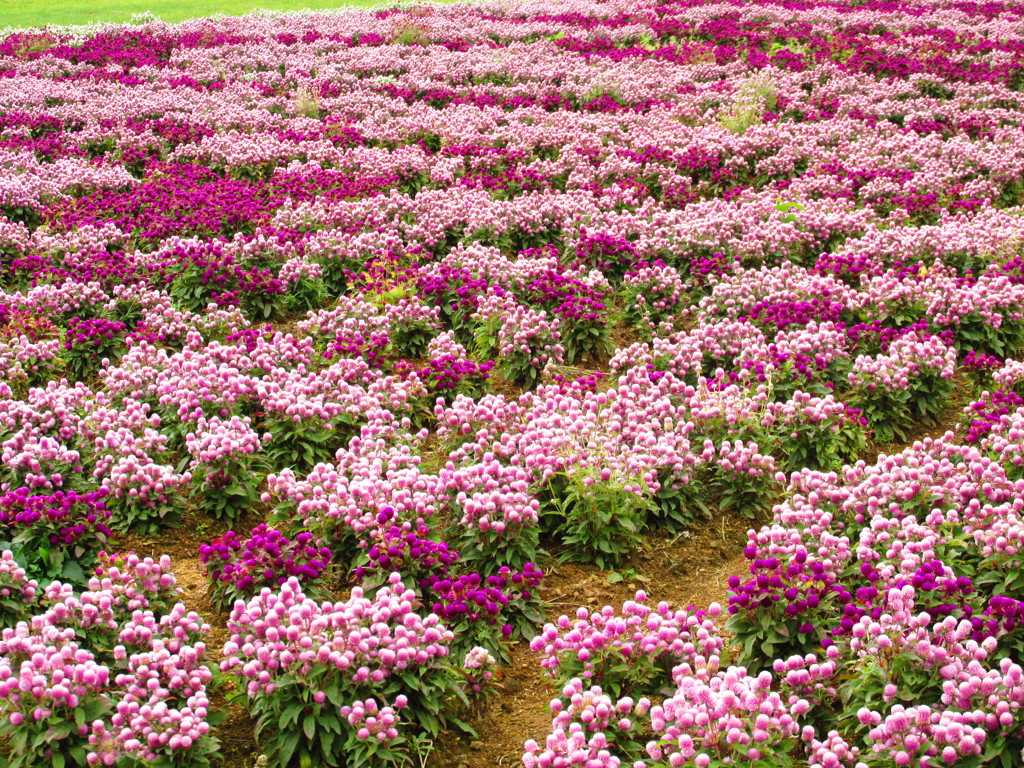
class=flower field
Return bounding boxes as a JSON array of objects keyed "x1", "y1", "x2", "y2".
[{"x1": 4, "y1": 0, "x2": 1024, "y2": 765}]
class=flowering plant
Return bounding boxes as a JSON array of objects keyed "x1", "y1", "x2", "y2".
[
  {"x1": 726, "y1": 551, "x2": 840, "y2": 666},
  {"x1": 644, "y1": 665, "x2": 805, "y2": 768},
  {"x1": 322, "y1": 331, "x2": 390, "y2": 368},
  {"x1": 541, "y1": 469, "x2": 653, "y2": 571},
  {"x1": 961, "y1": 390, "x2": 1024, "y2": 444},
  {"x1": 0, "y1": 627, "x2": 113, "y2": 768},
  {"x1": 221, "y1": 576, "x2": 470, "y2": 768},
  {"x1": 0, "y1": 550, "x2": 38, "y2": 628},
  {"x1": 62, "y1": 317, "x2": 127, "y2": 380},
  {"x1": 473, "y1": 295, "x2": 563, "y2": 390},
  {"x1": 0, "y1": 554, "x2": 219, "y2": 768},
  {"x1": 185, "y1": 415, "x2": 266, "y2": 523},
  {"x1": 101, "y1": 458, "x2": 190, "y2": 535},
  {"x1": 447, "y1": 465, "x2": 542, "y2": 576},
  {"x1": 621, "y1": 261, "x2": 687, "y2": 340},
  {"x1": 847, "y1": 332, "x2": 956, "y2": 444},
  {"x1": 962, "y1": 350, "x2": 1003, "y2": 391},
  {"x1": 415, "y1": 355, "x2": 493, "y2": 403},
  {"x1": 90, "y1": 552, "x2": 185, "y2": 620},
  {"x1": 0, "y1": 488, "x2": 112, "y2": 582},
  {"x1": 352, "y1": 522, "x2": 459, "y2": 595},
  {"x1": 530, "y1": 594, "x2": 725, "y2": 699},
  {"x1": 424, "y1": 563, "x2": 544, "y2": 659},
  {"x1": 199, "y1": 524, "x2": 332, "y2": 610}
]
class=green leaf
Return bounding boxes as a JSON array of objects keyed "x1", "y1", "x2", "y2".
[
  {"x1": 303, "y1": 714, "x2": 316, "y2": 741},
  {"x1": 280, "y1": 703, "x2": 303, "y2": 729},
  {"x1": 319, "y1": 714, "x2": 341, "y2": 734},
  {"x1": 418, "y1": 709, "x2": 440, "y2": 737},
  {"x1": 320, "y1": 728, "x2": 335, "y2": 758},
  {"x1": 278, "y1": 731, "x2": 300, "y2": 767},
  {"x1": 207, "y1": 710, "x2": 229, "y2": 727},
  {"x1": 61, "y1": 560, "x2": 85, "y2": 582}
]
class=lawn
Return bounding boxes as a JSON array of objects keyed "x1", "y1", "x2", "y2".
[{"x1": 0, "y1": 0, "x2": 426, "y2": 30}]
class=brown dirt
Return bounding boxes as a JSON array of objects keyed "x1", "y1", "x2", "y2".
[
  {"x1": 608, "y1": 319, "x2": 643, "y2": 359},
  {"x1": 488, "y1": 372, "x2": 526, "y2": 401}
]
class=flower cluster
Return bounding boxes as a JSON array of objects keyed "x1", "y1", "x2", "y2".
[
  {"x1": 185, "y1": 415, "x2": 266, "y2": 522},
  {"x1": 199, "y1": 524, "x2": 331, "y2": 610},
  {"x1": 0, "y1": 554, "x2": 217, "y2": 767},
  {"x1": 962, "y1": 391, "x2": 1024, "y2": 444},
  {"x1": 0, "y1": 488, "x2": 112, "y2": 580},
  {"x1": 424, "y1": 563, "x2": 543, "y2": 653},
  {"x1": 530, "y1": 594, "x2": 725, "y2": 697},
  {"x1": 0, "y1": 550, "x2": 38, "y2": 627},
  {"x1": 221, "y1": 576, "x2": 461, "y2": 767},
  {"x1": 353, "y1": 522, "x2": 459, "y2": 591},
  {"x1": 63, "y1": 317, "x2": 128, "y2": 379}
]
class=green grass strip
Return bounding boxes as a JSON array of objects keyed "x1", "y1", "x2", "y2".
[{"x1": 0, "y1": 0, "x2": 462, "y2": 32}]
